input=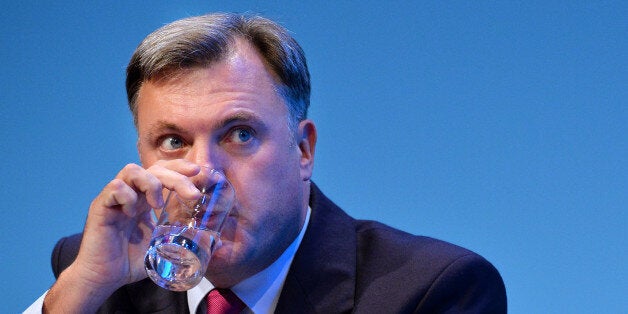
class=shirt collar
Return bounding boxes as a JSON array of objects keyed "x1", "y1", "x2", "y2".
[{"x1": 188, "y1": 206, "x2": 311, "y2": 313}]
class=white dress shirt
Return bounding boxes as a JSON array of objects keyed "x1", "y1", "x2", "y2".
[{"x1": 24, "y1": 207, "x2": 311, "y2": 314}]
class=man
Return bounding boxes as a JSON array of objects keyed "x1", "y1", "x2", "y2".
[{"x1": 32, "y1": 13, "x2": 506, "y2": 313}]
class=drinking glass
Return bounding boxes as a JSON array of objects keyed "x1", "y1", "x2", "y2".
[{"x1": 144, "y1": 167, "x2": 235, "y2": 291}]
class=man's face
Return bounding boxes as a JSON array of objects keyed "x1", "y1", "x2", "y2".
[{"x1": 135, "y1": 39, "x2": 315, "y2": 287}]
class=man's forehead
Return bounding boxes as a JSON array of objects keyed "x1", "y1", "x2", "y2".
[
  {"x1": 134, "y1": 38, "x2": 290, "y2": 136},
  {"x1": 142, "y1": 37, "x2": 281, "y2": 90}
]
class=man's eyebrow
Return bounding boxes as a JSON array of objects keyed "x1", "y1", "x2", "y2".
[
  {"x1": 216, "y1": 111, "x2": 263, "y2": 129},
  {"x1": 142, "y1": 112, "x2": 264, "y2": 138},
  {"x1": 143, "y1": 121, "x2": 184, "y2": 140}
]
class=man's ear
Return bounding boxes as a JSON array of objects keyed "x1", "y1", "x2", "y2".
[{"x1": 297, "y1": 119, "x2": 317, "y2": 181}]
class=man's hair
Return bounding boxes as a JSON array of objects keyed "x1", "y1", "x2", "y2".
[{"x1": 126, "y1": 13, "x2": 310, "y2": 129}]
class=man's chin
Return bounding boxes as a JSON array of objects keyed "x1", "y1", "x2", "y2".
[{"x1": 205, "y1": 242, "x2": 237, "y2": 273}]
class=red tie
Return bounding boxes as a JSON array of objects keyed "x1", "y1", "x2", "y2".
[{"x1": 206, "y1": 288, "x2": 246, "y2": 314}]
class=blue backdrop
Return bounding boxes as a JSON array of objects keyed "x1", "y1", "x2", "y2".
[{"x1": 2, "y1": 2, "x2": 626, "y2": 313}]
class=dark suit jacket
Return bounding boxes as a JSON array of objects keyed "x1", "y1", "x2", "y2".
[{"x1": 52, "y1": 183, "x2": 507, "y2": 313}]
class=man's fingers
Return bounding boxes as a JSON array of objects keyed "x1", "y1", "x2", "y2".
[
  {"x1": 104, "y1": 161, "x2": 202, "y2": 217},
  {"x1": 146, "y1": 163, "x2": 201, "y2": 200},
  {"x1": 153, "y1": 159, "x2": 201, "y2": 177},
  {"x1": 102, "y1": 179, "x2": 136, "y2": 206},
  {"x1": 113, "y1": 164, "x2": 165, "y2": 209},
  {"x1": 100, "y1": 178, "x2": 142, "y2": 217}
]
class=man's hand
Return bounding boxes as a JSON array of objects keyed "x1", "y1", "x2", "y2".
[{"x1": 43, "y1": 160, "x2": 201, "y2": 313}]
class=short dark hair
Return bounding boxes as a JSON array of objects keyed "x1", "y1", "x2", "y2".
[{"x1": 126, "y1": 13, "x2": 310, "y2": 129}]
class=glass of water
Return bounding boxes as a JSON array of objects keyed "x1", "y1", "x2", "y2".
[{"x1": 144, "y1": 167, "x2": 235, "y2": 291}]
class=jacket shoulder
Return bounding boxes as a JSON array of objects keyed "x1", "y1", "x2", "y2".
[
  {"x1": 354, "y1": 221, "x2": 507, "y2": 313},
  {"x1": 356, "y1": 221, "x2": 476, "y2": 267},
  {"x1": 51, "y1": 233, "x2": 82, "y2": 278}
]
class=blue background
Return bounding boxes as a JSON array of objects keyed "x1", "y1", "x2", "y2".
[{"x1": 2, "y1": 2, "x2": 626, "y2": 313}]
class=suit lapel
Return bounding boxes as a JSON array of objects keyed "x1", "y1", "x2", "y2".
[{"x1": 275, "y1": 183, "x2": 356, "y2": 313}]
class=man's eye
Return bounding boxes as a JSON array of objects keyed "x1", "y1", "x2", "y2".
[
  {"x1": 159, "y1": 136, "x2": 184, "y2": 150},
  {"x1": 228, "y1": 128, "x2": 254, "y2": 144}
]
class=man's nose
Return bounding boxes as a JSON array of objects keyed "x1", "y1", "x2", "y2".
[{"x1": 186, "y1": 142, "x2": 222, "y2": 171}]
